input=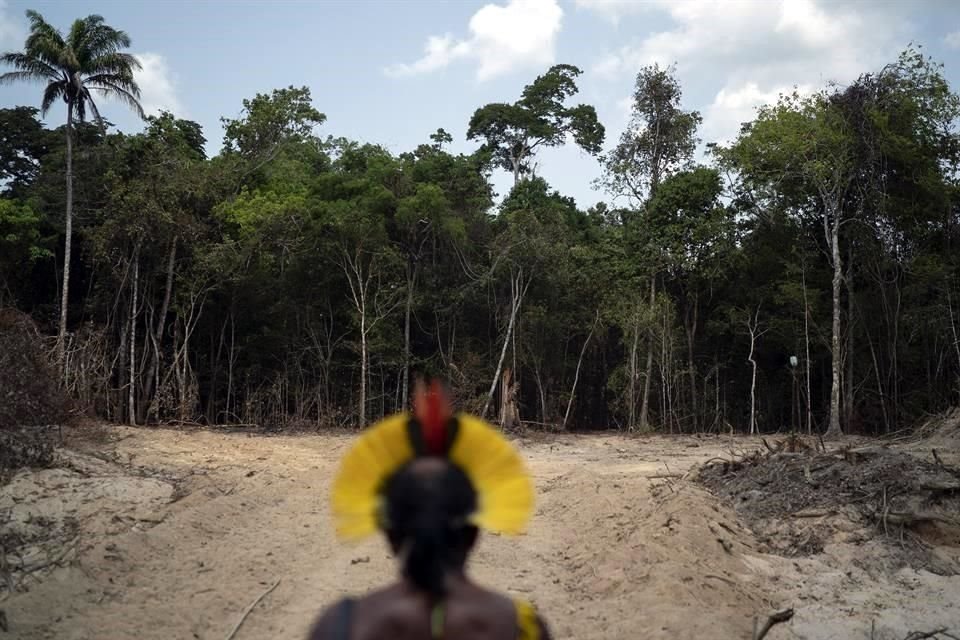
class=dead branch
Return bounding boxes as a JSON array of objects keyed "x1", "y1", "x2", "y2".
[
  {"x1": 224, "y1": 578, "x2": 281, "y2": 640},
  {"x1": 932, "y1": 448, "x2": 945, "y2": 468},
  {"x1": 903, "y1": 629, "x2": 951, "y2": 640},
  {"x1": 753, "y1": 608, "x2": 794, "y2": 639},
  {"x1": 10, "y1": 539, "x2": 78, "y2": 575},
  {"x1": 881, "y1": 512, "x2": 958, "y2": 527},
  {"x1": 792, "y1": 509, "x2": 836, "y2": 518}
]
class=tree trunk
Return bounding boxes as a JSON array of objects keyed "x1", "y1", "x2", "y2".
[
  {"x1": 844, "y1": 248, "x2": 855, "y2": 431},
  {"x1": 116, "y1": 311, "x2": 129, "y2": 422},
  {"x1": 685, "y1": 292, "x2": 699, "y2": 431},
  {"x1": 402, "y1": 260, "x2": 416, "y2": 409},
  {"x1": 746, "y1": 306, "x2": 764, "y2": 435},
  {"x1": 482, "y1": 270, "x2": 529, "y2": 420},
  {"x1": 128, "y1": 244, "x2": 141, "y2": 426},
  {"x1": 57, "y1": 104, "x2": 75, "y2": 369},
  {"x1": 826, "y1": 217, "x2": 843, "y2": 437},
  {"x1": 359, "y1": 289, "x2": 367, "y2": 427},
  {"x1": 141, "y1": 236, "x2": 177, "y2": 422},
  {"x1": 532, "y1": 364, "x2": 547, "y2": 424},
  {"x1": 802, "y1": 261, "x2": 813, "y2": 435},
  {"x1": 639, "y1": 276, "x2": 655, "y2": 429},
  {"x1": 499, "y1": 368, "x2": 519, "y2": 429},
  {"x1": 628, "y1": 306, "x2": 639, "y2": 428},
  {"x1": 563, "y1": 311, "x2": 598, "y2": 429},
  {"x1": 947, "y1": 287, "x2": 960, "y2": 398},
  {"x1": 227, "y1": 310, "x2": 236, "y2": 421}
]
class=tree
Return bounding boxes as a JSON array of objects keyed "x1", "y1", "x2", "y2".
[
  {"x1": 723, "y1": 90, "x2": 859, "y2": 436},
  {"x1": 1, "y1": 10, "x2": 144, "y2": 366},
  {"x1": 601, "y1": 63, "x2": 702, "y2": 431},
  {"x1": 645, "y1": 167, "x2": 736, "y2": 430},
  {"x1": 92, "y1": 113, "x2": 210, "y2": 424},
  {"x1": 0, "y1": 199, "x2": 53, "y2": 302},
  {"x1": 600, "y1": 64, "x2": 702, "y2": 204},
  {"x1": 0, "y1": 106, "x2": 52, "y2": 197},
  {"x1": 467, "y1": 64, "x2": 604, "y2": 185},
  {"x1": 221, "y1": 85, "x2": 326, "y2": 189},
  {"x1": 311, "y1": 145, "x2": 404, "y2": 426}
]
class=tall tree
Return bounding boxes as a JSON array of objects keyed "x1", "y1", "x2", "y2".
[
  {"x1": 645, "y1": 167, "x2": 736, "y2": 430},
  {"x1": 1, "y1": 10, "x2": 144, "y2": 366},
  {"x1": 467, "y1": 64, "x2": 604, "y2": 185},
  {"x1": 602, "y1": 63, "x2": 701, "y2": 430},
  {"x1": 220, "y1": 85, "x2": 326, "y2": 190},
  {"x1": 725, "y1": 91, "x2": 857, "y2": 436},
  {"x1": 601, "y1": 64, "x2": 702, "y2": 204}
]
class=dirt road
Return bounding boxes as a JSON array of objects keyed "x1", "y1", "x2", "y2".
[{"x1": 2, "y1": 427, "x2": 958, "y2": 639}]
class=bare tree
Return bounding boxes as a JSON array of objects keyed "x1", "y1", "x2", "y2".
[
  {"x1": 482, "y1": 267, "x2": 531, "y2": 420},
  {"x1": 563, "y1": 310, "x2": 600, "y2": 429},
  {"x1": 746, "y1": 305, "x2": 768, "y2": 435},
  {"x1": 338, "y1": 244, "x2": 401, "y2": 427}
]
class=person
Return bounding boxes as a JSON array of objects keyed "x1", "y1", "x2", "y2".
[{"x1": 308, "y1": 380, "x2": 552, "y2": 640}]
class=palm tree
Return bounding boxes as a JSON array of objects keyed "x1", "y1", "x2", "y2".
[{"x1": 1, "y1": 10, "x2": 145, "y2": 367}]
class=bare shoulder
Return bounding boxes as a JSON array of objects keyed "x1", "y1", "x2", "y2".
[
  {"x1": 305, "y1": 598, "x2": 349, "y2": 640},
  {"x1": 464, "y1": 584, "x2": 553, "y2": 639},
  {"x1": 311, "y1": 585, "x2": 424, "y2": 640}
]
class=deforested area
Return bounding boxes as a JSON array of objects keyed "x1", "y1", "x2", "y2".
[{"x1": 2, "y1": 1, "x2": 960, "y2": 638}]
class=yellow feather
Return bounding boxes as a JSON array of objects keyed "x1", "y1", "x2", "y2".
[
  {"x1": 330, "y1": 410, "x2": 534, "y2": 541},
  {"x1": 450, "y1": 414, "x2": 534, "y2": 535},
  {"x1": 331, "y1": 413, "x2": 414, "y2": 540}
]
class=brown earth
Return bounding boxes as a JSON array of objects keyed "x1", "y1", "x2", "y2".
[{"x1": 2, "y1": 426, "x2": 959, "y2": 639}]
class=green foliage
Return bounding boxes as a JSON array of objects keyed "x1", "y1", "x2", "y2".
[
  {"x1": 1, "y1": 10, "x2": 144, "y2": 123},
  {"x1": 222, "y1": 86, "x2": 325, "y2": 157},
  {"x1": 601, "y1": 64, "x2": 702, "y2": 202},
  {"x1": 0, "y1": 198, "x2": 51, "y2": 265},
  {"x1": 0, "y1": 107, "x2": 51, "y2": 195},
  {"x1": 0, "y1": 45, "x2": 958, "y2": 436},
  {"x1": 467, "y1": 64, "x2": 604, "y2": 182}
]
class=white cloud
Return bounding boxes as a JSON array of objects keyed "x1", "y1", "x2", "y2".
[
  {"x1": 132, "y1": 53, "x2": 183, "y2": 117},
  {"x1": 574, "y1": 0, "x2": 650, "y2": 23},
  {"x1": 584, "y1": 0, "x2": 910, "y2": 147},
  {"x1": 0, "y1": 0, "x2": 25, "y2": 51},
  {"x1": 592, "y1": 52, "x2": 623, "y2": 79},
  {"x1": 702, "y1": 82, "x2": 814, "y2": 146},
  {"x1": 386, "y1": 0, "x2": 564, "y2": 81},
  {"x1": 946, "y1": 30, "x2": 960, "y2": 49}
]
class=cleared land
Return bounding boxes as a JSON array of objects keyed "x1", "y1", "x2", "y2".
[{"x1": 2, "y1": 424, "x2": 959, "y2": 639}]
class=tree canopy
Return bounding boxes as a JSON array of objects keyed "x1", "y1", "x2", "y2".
[{"x1": 2, "y1": 40, "x2": 959, "y2": 436}]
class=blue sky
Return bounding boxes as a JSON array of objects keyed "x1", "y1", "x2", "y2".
[{"x1": 2, "y1": 0, "x2": 960, "y2": 208}]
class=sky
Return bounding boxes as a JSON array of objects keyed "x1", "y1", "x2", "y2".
[{"x1": 2, "y1": 0, "x2": 960, "y2": 209}]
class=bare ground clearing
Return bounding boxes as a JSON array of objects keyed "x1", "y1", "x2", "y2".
[{"x1": 2, "y1": 425, "x2": 958, "y2": 639}]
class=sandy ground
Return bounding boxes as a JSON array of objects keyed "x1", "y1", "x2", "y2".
[{"x1": 2, "y1": 427, "x2": 958, "y2": 639}]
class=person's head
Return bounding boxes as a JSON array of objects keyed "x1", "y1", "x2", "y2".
[
  {"x1": 382, "y1": 456, "x2": 479, "y2": 596},
  {"x1": 330, "y1": 379, "x2": 534, "y2": 600}
]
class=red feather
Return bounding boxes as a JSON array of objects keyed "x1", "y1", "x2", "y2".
[{"x1": 414, "y1": 379, "x2": 450, "y2": 455}]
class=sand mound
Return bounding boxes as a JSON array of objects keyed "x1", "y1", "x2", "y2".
[
  {"x1": 529, "y1": 463, "x2": 772, "y2": 638},
  {"x1": 908, "y1": 408, "x2": 960, "y2": 465}
]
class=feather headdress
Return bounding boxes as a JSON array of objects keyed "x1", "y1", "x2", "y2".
[{"x1": 331, "y1": 380, "x2": 534, "y2": 540}]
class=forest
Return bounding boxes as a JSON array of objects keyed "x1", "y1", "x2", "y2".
[{"x1": 2, "y1": 11, "x2": 960, "y2": 437}]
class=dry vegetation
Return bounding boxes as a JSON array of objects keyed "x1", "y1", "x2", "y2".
[{"x1": 0, "y1": 309, "x2": 68, "y2": 481}]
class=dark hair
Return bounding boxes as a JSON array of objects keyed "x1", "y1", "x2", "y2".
[{"x1": 383, "y1": 459, "x2": 478, "y2": 598}]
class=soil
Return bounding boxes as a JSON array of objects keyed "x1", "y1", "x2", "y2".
[{"x1": 2, "y1": 425, "x2": 959, "y2": 639}]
